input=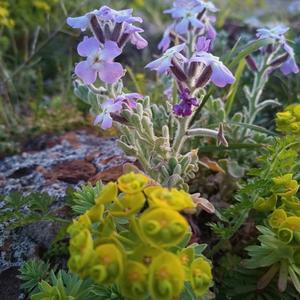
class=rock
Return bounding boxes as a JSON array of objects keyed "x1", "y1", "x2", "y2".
[
  {"x1": 0, "y1": 267, "x2": 20, "y2": 300},
  {"x1": 21, "y1": 221, "x2": 62, "y2": 249},
  {"x1": 90, "y1": 165, "x2": 124, "y2": 184},
  {"x1": 45, "y1": 160, "x2": 97, "y2": 184}
]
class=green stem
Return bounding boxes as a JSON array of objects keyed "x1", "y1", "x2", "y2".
[{"x1": 172, "y1": 116, "x2": 191, "y2": 155}]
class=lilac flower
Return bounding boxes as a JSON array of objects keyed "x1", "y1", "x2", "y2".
[
  {"x1": 196, "y1": 36, "x2": 211, "y2": 52},
  {"x1": 75, "y1": 37, "x2": 124, "y2": 85},
  {"x1": 281, "y1": 43, "x2": 299, "y2": 75},
  {"x1": 94, "y1": 99, "x2": 123, "y2": 130},
  {"x1": 66, "y1": 9, "x2": 99, "y2": 31},
  {"x1": 165, "y1": 6, "x2": 205, "y2": 34},
  {"x1": 145, "y1": 44, "x2": 187, "y2": 74},
  {"x1": 124, "y1": 24, "x2": 148, "y2": 49},
  {"x1": 191, "y1": 52, "x2": 235, "y2": 87},
  {"x1": 206, "y1": 18, "x2": 217, "y2": 42},
  {"x1": 256, "y1": 25, "x2": 289, "y2": 41},
  {"x1": 256, "y1": 26, "x2": 299, "y2": 75},
  {"x1": 173, "y1": 88, "x2": 198, "y2": 117},
  {"x1": 115, "y1": 93, "x2": 143, "y2": 108},
  {"x1": 97, "y1": 6, "x2": 142, "y2": 23},
  {"x1": 158, "y1": 25, "x2": 174, "y2": 51},
  {"x1": 172, "y1": 0, "x2": 217, "y2": 12}
]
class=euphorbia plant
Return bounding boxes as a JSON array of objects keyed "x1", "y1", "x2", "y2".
[{"x1": 68, "y1": 172, "x2": 213, "y2": 299}]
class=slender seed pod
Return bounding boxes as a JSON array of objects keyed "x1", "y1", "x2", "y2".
[
  {"x1": 245, "y1": 55, "x2": 258, "y2": 72},
  {"x1": 90, "y1": 15, "x2": 105, "y2": 44},
  {"x1": 195, "y1": 65, "x2": 213, "y2": 88},
  {"x1": 170, "y1": 59, "x2": 188, "y2": 82},
  {"x1": 270, "y1": 53, "x2": 290, "y2": 68},
  {"x1": 111, "y1": 22, "x2": 123, "y2": 42}
]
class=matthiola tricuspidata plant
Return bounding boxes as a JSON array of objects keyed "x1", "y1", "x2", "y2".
[{"x1": 68, "y1": 1, "x2": 238, "y2": 190}]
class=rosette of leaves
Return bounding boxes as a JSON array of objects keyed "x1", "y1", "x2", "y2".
[{"x1": 67, "y1": 172, "x2": 213, "y2": 299}]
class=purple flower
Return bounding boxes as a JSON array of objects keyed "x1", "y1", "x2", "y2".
[
  {"x1": 115, "y1": 93, "x2": 144, "y2": 108},
  {"x1": 75, "y1": 37, "x2": 124, "y2": 85},
  {"x1": 281, "y1": 43, "x2": 299, "y2": 75},
  {"x1": 94, "y1": 99, "x2": 123, "y2": 129},
  {"x1": 145, "y1": 44, "x2": 187, "y2": 74},
  {"x1": 191, "y1": 52, "x2": 235, "y2": 87},
  {"x1": 97, "y1": 6, "x2": 142, "y2": 23},
  {"x1": 196, "y1": 36, "x2": 211, "y2": 52},
  {"x1": 124, "y1": 24, "x2": 148, "y2": 49},
  {"x1": 206, "y1": 18, "x2": 217, "y2": 42},
  {"x1": 158, "y1": 25, "x2": 174, "y2": 51},
  {"x1": 256, "y1": 25, "x2": 289, "y2": 41},
  {"x1": 173, "y1": 88, "x2": 198, "y2": 117},
  {"x1": 66, "y1": 10, "x2": 99, "y2": 31},
  {"x1": 256, "y1": 26, "x2": 299, "y2": 75},
  {"x1": 165, "y1": 6, "x2": 204, "y2": 34}
]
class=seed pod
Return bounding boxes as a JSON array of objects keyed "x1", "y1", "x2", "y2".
[
  {"x1": 270, "y1": 53, "x2": 289, "y2": 68},
  {"x1": 245, "y1": 55, "x2": 258, "y2": 72},
  {"x1": 170, "y1": 59, "x2": 188, "y2": 82},
  {"x1": 118, "y1": 33, "x2": 130, "y2": 48},
  {"x1": 90, "y1": 15, "x2": 105, "y2": 44},
  {"x1": 195, "y1": 65, "x2": 212, "y2": 88},
  {"x1": 104, "y1": 23, "x2": 111, "y2": 39},
  {"x1": 197, "y1": 8, "x2": 206, "y2": 20},
  {"x1": 111, "y1": 22, "x2": 123, "y2": 42},
  {"x1": 188, "y1": 61, "x2": 198, "y2": 77}
]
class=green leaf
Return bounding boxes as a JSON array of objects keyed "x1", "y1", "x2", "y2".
[
  {"x1": 228, "y1": 38, "x2": 274, "y2": 69},
  {"x1": 225, "y1": 59, "x2": 246, "y2": 115}
]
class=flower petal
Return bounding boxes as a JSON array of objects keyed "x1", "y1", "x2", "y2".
[
  {"x1": 75, "y1": 61, "x2": 97, "y2": 85},
  {"x1": 66, "y1": 15, "x2": 90, "y2": 31},
  {"x1": 101, "y1": 113, "x2": 113, "y2": 129},
  {"x1": 101, "y1": 41, "x2": 122, "y2": 61},
  {"x1": 211, "y1": 64, "x2": 235, "y2": 87},
  {"x1": 77, "y1": 37, "x2": 100, "y2": 57},
  {"x1": 98, "y1": 62, "x2": 124, "y2": 84}
]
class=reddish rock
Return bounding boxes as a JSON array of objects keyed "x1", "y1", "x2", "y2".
[
  {"x1": 45, "y1": 160, "x2": 96, "y2": 183},
  {"x1": 60, "y1": 132, "x2": 80, "y2": 148},
  {"x1": 85, "y1": 150, "x2": 102, "y2": 162},
  {"x1": 89, "y1": 165, "x2": 124, "y2": 184}
]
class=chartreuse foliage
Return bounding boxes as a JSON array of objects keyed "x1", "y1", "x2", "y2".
[
  {"x1": 276, "y1": 104, "x2": 300, "y2": 135},
  {"x1": 67, "y1": 172, "x2": 213, "y2": 300}
]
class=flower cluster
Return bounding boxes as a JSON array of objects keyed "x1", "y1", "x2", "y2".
[
  {"x1": 67, "y1": 6, "x2": 147, "y2": 85},
  {"x1": 146, "y1": 0, "x2": 235, "y2": 117},
  {"x1": 276, "y1": 104, "x2": 300, "y2": 134},
  {"x1": 68, "y1": 172, "x2": 213, "y2": 299},
  {"x1": 67, "y1": 6, "x2": 147, "y2": 129}
]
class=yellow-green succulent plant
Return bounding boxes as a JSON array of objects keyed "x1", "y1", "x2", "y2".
[{"x1": 67, "y1": 173, "x2": 213, "y2": 299}]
